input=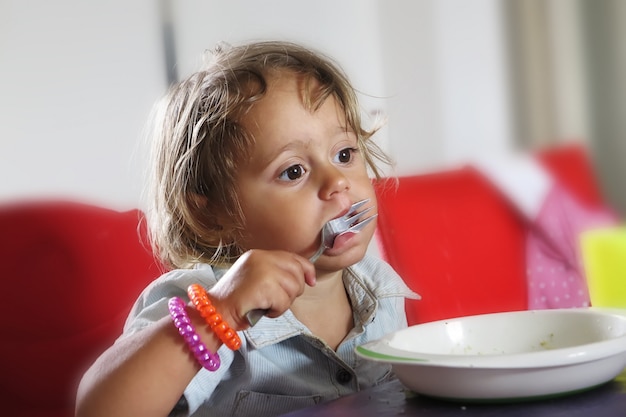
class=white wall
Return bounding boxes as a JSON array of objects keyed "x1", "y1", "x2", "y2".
[
  {"x1": 377, "y1": 0, "x2": 514, "y2": 176},
  {"x1": 0, "y1": 0, "x2": 513, "y2": 210},
  {"x1": 0, "y1": 0, "x2": 165, "y2": 210}
]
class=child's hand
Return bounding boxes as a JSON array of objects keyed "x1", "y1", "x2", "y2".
[{"x1": 208, "y1": 249, "x2": 317, "y2": 330}]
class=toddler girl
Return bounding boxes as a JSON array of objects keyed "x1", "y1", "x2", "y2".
[{"x1": 76, "y1": 40, "x2": 417, "y2": 417}]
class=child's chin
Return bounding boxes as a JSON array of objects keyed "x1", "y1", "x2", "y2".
[{"x1": 319, "y1": 247, "x2": 368, "y2": 270}]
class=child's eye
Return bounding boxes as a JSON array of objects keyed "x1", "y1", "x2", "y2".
[
  {"x1": 279, "y1": 164, "x2": 306, "y2": 181},
  {"x1": 334, "y1": 147, "x2": 358, "y2": 164}
]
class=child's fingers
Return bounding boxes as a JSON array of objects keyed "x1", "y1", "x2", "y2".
[
  {"x1": 210, "y1": 249, "x2": 315, "y2": 327},
  {"x1": 254, "y1": 253, "x2": 312, "y2": 317},
  {"x1": 288, "y1": 252, "x2": 317, "y2": 287}
]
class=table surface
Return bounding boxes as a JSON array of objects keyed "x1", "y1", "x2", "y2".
[{"x1": 280, "y1": 368, "x2": 626, "y2": 417}]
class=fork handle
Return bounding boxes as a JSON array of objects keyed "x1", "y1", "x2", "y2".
[{"x1": 245, "y1": 308, "x2": 268, "y2": 327}]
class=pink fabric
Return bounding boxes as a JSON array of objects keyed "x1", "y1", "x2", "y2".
[{"x1": 526, "y1": 184, "x2": 618, "y2": 309}]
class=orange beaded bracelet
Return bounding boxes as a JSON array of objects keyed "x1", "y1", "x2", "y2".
[{"x1": 187, "y1": 284, "x2": 242, "y2": 350}]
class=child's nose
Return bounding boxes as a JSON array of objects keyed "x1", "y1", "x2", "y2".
[{"x1": 318, "y1": 164, "x2": 350, "y2": 200}]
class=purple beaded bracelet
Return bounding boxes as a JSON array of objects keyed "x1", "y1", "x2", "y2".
[{"x1": 168, "y1": 296, "x2": 220, "y2": 371}]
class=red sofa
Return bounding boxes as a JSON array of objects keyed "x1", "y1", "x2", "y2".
[{"x1": 0, "y1": 201, "x2": 163, "y2": 417}]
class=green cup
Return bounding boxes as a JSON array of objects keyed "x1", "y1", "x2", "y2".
[{"x1": 581, "y1": 227, "x2": 626, "y2": 308}]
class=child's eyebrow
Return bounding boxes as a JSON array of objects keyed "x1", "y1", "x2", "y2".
[
  {"x1": 261, "y1": 129, "x2": 355, "y2": 165},
  {"x1": 258, "y1": 140, "x2": 311, "y2": 167},
  {"x1": 337, "y1": 126, "x2": 358, "y2": 139},
  {"x1": 338, "y1": 124, "x2": 357, "y2": 135}
]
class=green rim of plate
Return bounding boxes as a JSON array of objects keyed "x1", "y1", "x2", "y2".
[{"x1": 355, "y1": 345, "x2": 429, "y2": 363}]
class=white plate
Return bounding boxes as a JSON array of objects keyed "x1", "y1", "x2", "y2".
[{"x1": 356, "y1": 309, "x2": 626, "y2": 402}]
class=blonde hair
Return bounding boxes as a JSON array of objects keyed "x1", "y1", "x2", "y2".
[{"x1": 146, "y1": 40, "x2": 391, "y2": 269}]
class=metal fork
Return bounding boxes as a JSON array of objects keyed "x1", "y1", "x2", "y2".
[{"x1": 245, "y1": 198, "x2": 377, "y2": 326}]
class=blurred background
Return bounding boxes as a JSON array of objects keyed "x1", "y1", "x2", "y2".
[{"x1": 1, "y1": 0, "x2": 624, "y2": 215}]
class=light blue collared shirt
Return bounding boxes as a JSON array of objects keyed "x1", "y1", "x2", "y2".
[{"x1": 121, "y1": 255, "x2": 419, "y2": 417}]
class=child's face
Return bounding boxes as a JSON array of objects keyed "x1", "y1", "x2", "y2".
[{"x1": 234, "y1": 71, "x2": 377, "y2": 270}]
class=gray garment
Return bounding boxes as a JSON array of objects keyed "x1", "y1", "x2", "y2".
[{"x1": 121, "y1": 255, "x2": 419, "y2": 417}]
